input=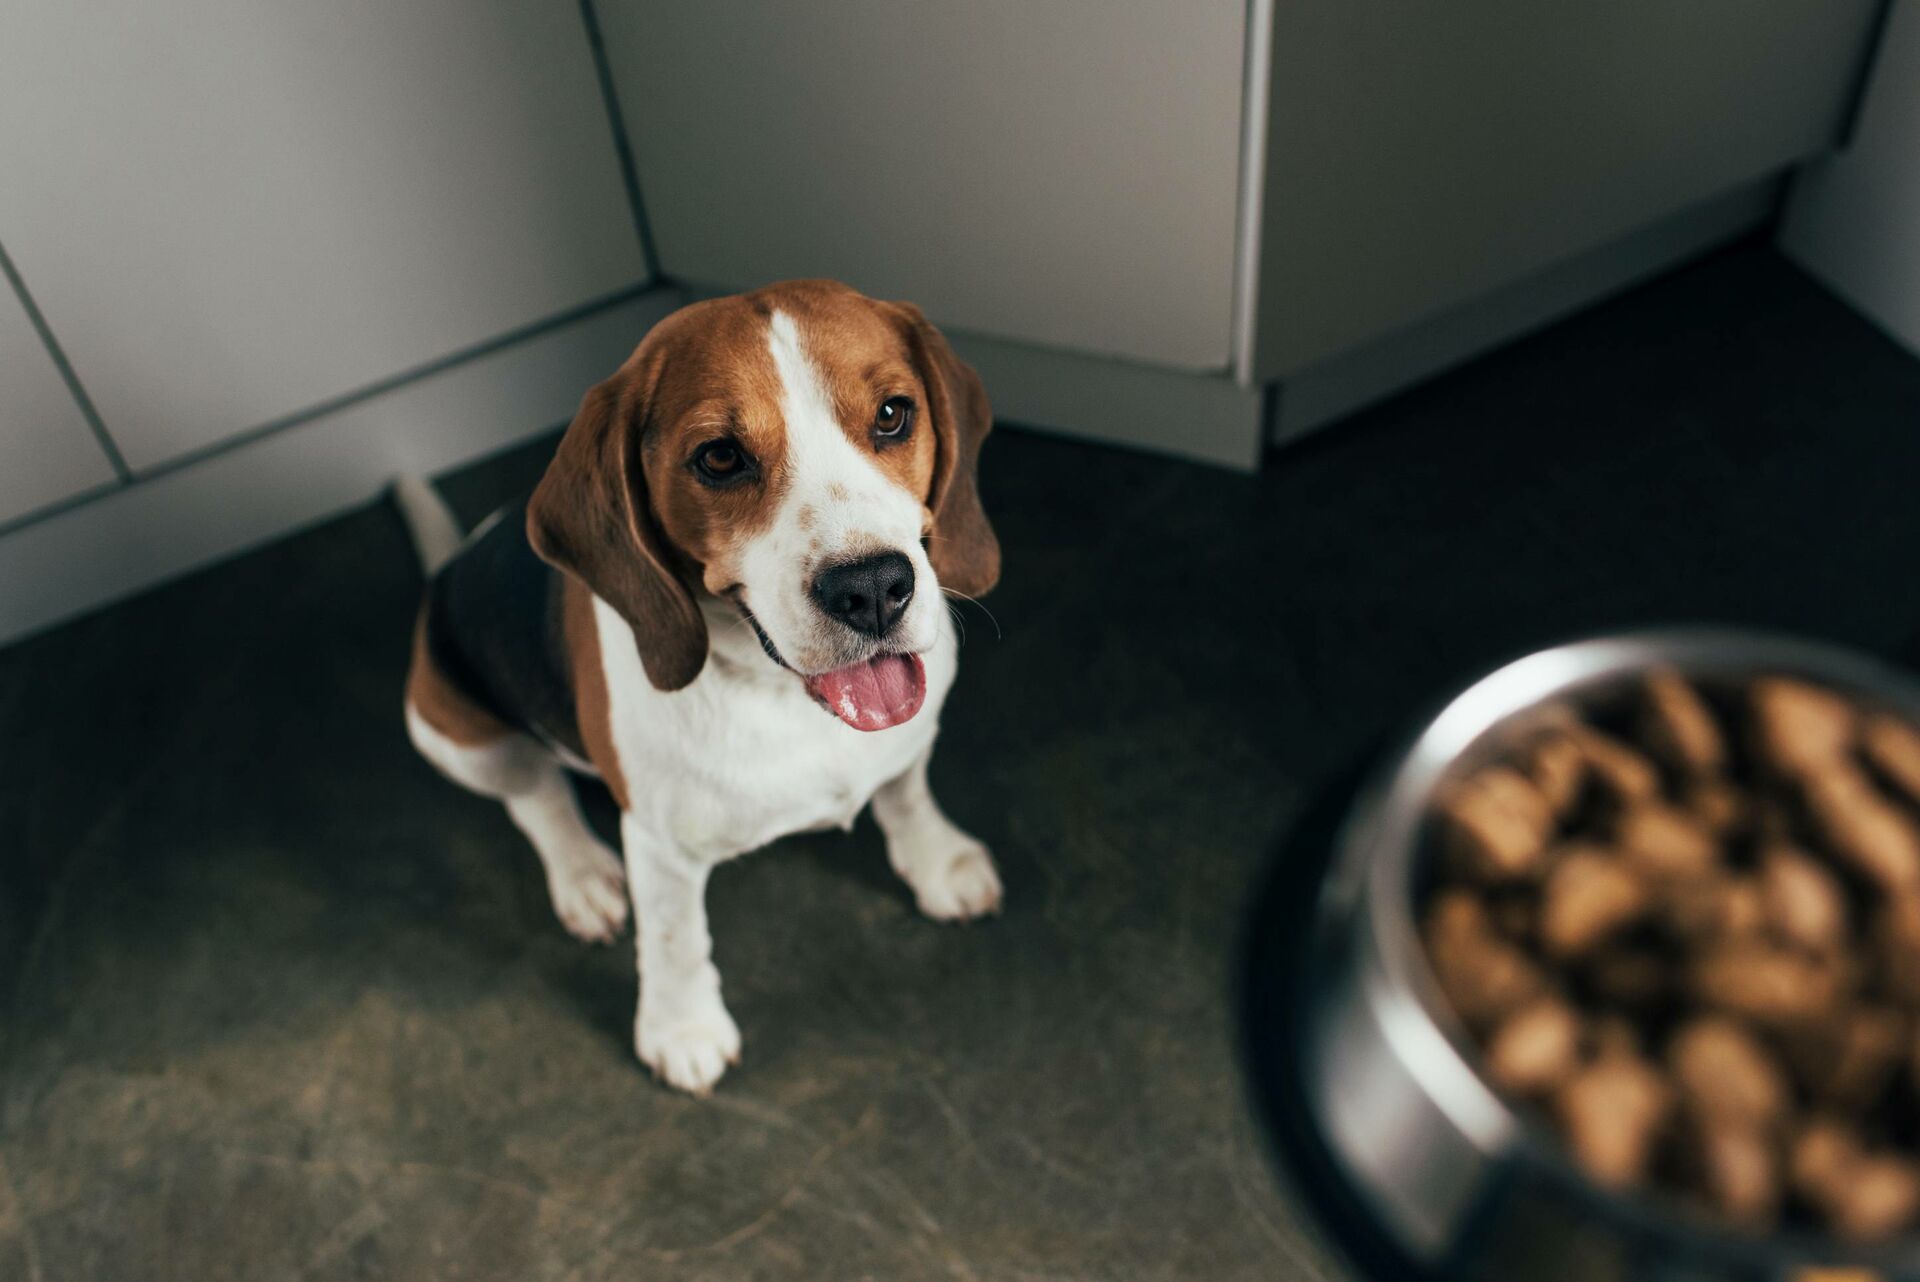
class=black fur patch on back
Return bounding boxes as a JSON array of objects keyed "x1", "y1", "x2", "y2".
[{"x1": 423, "y1": 498, "x2": 585, "y2": 759}]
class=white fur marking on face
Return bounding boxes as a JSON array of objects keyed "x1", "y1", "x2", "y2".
[
  {"x1": 739, "y1": 309, "x2": 941, "y2": 672},
  {"x1": 766, "y1": 310, "x2": 841, "y2": 461}
]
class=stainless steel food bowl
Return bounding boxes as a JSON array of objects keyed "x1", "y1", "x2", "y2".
[{"x1": 1275, "y1": 629, "x2": 1920, "y2": 1282}]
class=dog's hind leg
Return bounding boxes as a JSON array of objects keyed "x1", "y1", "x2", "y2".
[{"x1": 404, "y1": 621, "x2": 627, "y2": 943}]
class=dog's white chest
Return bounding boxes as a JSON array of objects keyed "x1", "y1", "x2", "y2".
[
  {"x1": 594, "y1": 598, "x2": 955, "y2": 862},
  {"x1": 660, "y1": 683, "x2": 933, "y2": 855}
]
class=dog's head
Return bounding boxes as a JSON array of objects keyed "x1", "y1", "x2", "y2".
[{"x1": 528, "y1": 280, "x2": 997, "y2": 731}]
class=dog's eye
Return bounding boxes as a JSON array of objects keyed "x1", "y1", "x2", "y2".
[
  {"x1": 692, "y1": 439, "x2": 751, "y2": 484},
  {"x1": 873, "y1": 396, "x2": 914, "y2": 442}
]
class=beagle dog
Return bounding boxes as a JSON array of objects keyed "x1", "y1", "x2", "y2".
[{"x1": 399, "y1": 280, "x2": 1001, "y2": 1094}]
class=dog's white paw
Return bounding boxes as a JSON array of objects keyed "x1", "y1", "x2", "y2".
[
  {"x1": 909, "y1": 841, "x2": 1003, "y2": 922},
  {"x1": 636, "y1": 1003, "x2": 742, "y2": 1096},
  {"x1": 547, "y1": 849, "x2": 628, "y2": 944}
]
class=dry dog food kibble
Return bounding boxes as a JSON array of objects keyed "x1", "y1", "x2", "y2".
[{"x1": 1422, "y1": 670, "x2": 1920, "y2": 1240}]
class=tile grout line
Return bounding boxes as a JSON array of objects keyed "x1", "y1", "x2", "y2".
[
  {"x1": 577, "y1": 0, "x2": 663, "y2": 277},
  {"x1": 0, "y1": 237, "x2": 132, "y2": 482},
  {"x1": 0, "y1": 278, "x2": 670, "y2": 543}
]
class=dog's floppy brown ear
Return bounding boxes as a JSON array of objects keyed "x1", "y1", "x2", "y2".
[
  {"x1": 527, "y1": 380, "x2": 707, "y2": 691},
  {"x1": 895, "y1": 303, "x2": 1000, "y2": 598}
]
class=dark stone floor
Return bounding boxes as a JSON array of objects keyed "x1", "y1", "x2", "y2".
[{"x1": 3, "y1": 240, "x2": 1918, "y2": 1281}]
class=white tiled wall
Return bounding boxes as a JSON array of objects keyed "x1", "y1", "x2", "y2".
[
  {"x1": 0, "y1": 288, "x2": 683, "y2": 645},
  {"x1": 0, "y1": 277, "x2": 116, "y2": 527},
  {"x1": 0, "y1": 0, "x2": 650, "y2": 469},
  {"x1": 0, "y1": 0, "x2": 666, "y2": 643}
]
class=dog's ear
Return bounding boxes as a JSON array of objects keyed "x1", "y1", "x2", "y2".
[
  {"x1": 893, "y1": 303, "x2": 1000, "y2": 598},
  {"x1": 527, "y1": 379, "x2": 707, "y2": 691}
]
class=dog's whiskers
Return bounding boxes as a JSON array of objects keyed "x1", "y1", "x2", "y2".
[
  {"x1": 938, "y1": 586, "x2": 1002, "y2": 641},
  {"x1": 943, "y1": 600, "x2": 968, "y2": 646}
]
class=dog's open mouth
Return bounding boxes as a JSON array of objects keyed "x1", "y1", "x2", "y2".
[
  {"x1": 731, "y1": 594, "x2": 926, "y2": 731},
  {"x1": 802, "y1": 653, "x2": 926, "y2": 732}
]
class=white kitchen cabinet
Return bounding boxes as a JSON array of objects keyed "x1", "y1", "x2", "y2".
[
  {"x1": 598, "y1": 0, "x2": 1247, "y2": 372},
  {"x1": 1250, "y1": 0, "x2": 1886, "y2": 380},
  {"x1": 1781, "y1": 0, "x2": 1920, "y2": 358},
  {"x1": 598, "y1": 1, "x2": 1884, "y2": 465},
  {"x1": 0, "y1": 0, "x2": 649, "y2": 469},
  {"x1": 0, "y1": 278, "x2": 117, "y2": 526}
]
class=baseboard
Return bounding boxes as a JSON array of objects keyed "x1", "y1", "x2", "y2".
[
  {"x1": 947, "y1": 330, "x2": 1264, "y2": 472},
  {"x1": 1271, "y1": 176, "x2": 1782, "y2": 443},
  {"x1": 0, "y1": 285, "x2": 685, "y2": 647}
]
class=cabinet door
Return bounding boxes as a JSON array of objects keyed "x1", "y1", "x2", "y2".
[
  {"x1": 599, "y1": 0, "x2": 1245, "y2": 371},
  {"x1": 1251, "y1": 0, "x2": 1884, "y2": 379},
  {"x1": 1782, "y1": 0, "x2": 1920, "y2": 356},
  {"x1": 0, "y1": 280, "x2": 116, "y2": 526},
  {"x1": 0, "y1": 1, "x2": 647, "y2": 468}
]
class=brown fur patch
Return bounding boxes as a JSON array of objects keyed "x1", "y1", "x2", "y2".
[
  {"x1": 626, "y1": 298, "x2": 793, "y2": 595},
  {"x1": 405, "y1": 608, "x2": 512, "y2": 746},
  {"x1": 563, "y1": 578, "x2": 628, "y2": 810}
]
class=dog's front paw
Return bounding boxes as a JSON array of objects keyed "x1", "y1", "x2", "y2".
[
  {"x1": 547, "y1": 848, "x2": 628, "y2": 944},
  {"x1": 636, "y1": 1002, "x2": 742, "y2": 1095},
  {"x1": 908, "y1": 840, "x2": 1003, "y2": 922}
]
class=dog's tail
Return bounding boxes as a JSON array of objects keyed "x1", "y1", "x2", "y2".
[{"x1": 391, "y1": 474, "x2": 464, "y2": 576}]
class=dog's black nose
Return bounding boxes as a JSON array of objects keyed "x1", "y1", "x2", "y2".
[{"x1": 811, "y1": 552, "x2": 914, "y2": 638}]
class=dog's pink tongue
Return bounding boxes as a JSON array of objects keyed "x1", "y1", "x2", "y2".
[{"x1": 804, "y1": 653, "x2": 927, "y2": 731}]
